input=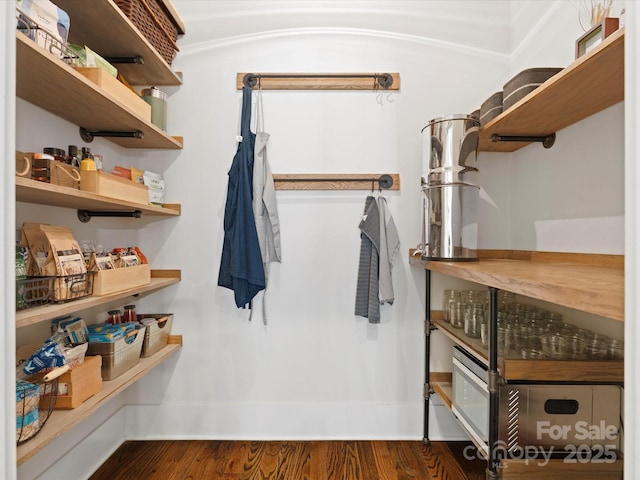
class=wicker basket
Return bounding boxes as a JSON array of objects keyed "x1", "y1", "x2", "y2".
[{"x1": 114, "y1": 0, "x2": 180, "y2": 65}]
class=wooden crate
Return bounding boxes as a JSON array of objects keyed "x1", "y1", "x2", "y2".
[
  {"x1": 92, "y1": 264, "x2": 151, "y2": 296},
  {"x1": 75, "y1": 67, "x2": 151, "y2": 121},
  {"x1": 32, "y1": 159, "x2": 80, "y2": 189},
  {"x1": 15, "y1": 151, "x2": 32, "y2": 178},
  {"x1": 80, "y1": 170, "x2": 149, "y2": 205},
  {"x1": 52, "y1": 355, "x2": 103, "y2": 409}
]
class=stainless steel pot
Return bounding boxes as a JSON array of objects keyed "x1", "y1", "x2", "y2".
[{"x1": 420, "y1": 114, "x2": 480, "y2": 261}]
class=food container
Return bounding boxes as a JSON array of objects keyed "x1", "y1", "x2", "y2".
[
  {"x1": 75, "y1": 68, "x2": 152, "y2": 122},
  {"x1": 502, "y1": 67, "x2": 563, "y2": 111},
  {"x1": 15, "y1": 151, "x2": 32, "y2": 178},
  {"x1": 114, "y1": 0, "x2": 181, "y2": 65},
  {"x1": 480, "y1": 91, "x2": 503, "y2": 126},
  {"x1": 32, "y1": 157, "x2": 81, "y2": 189},
  {"x1": 141, "y1": 87, "x2": 167, "y2": 131},
  {"x1": 138, "y1": 314, "x2": 173, "y2": 358},
  {"x1": 36, "y1": 355, "x2": 102, "y2": 409},
  {"x1": 91, "y1": 263, "x2": 151, "y2": 296},
  {"x1": 86, "y1": 326, "x2": 145, "y2": 380},
  {"x1": 80, "y1": 170, "x2": 149, "y2": 205}
]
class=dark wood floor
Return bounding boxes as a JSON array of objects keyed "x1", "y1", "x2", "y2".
[{"x1": 89, "y1": 440, "x2": 486, "y2": 480}]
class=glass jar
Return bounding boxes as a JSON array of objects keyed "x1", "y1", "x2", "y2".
[
  {"x1": 464, "y1": 303, "x2": 484, "y2": 339},
  {"x1": 123, "y1": 305, "x2": 137, "y2": 323},
  {"x1": 107, "y1": 309, "x2": 122, "y2": 325},
  {"x1": 449, "y1": 301, "x2": 464, "y2": 329},
  {"x1": 442, "y1": 289, "x2": 458, "y2": 323}
]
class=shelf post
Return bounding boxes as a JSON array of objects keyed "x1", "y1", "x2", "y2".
[
  {"x1": 486, "y1": 286, "x2": 500, "y2": 480},
  {"x1": 423, "y1": 269, "x2": 432, "y2": 444}
]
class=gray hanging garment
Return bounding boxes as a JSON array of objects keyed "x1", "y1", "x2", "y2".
[
  {"x1": 251, "y1": 86, "x2": 282, "y2": 323},
  {"x1": 355, "y1": 195, "x2": 381, "y2": 323},
  {"x1": 378, "y1": 196, "x2": 400, "y2": 305}
]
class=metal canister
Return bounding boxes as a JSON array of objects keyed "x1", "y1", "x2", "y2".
[
  {"x1": 141, "y1": 87, "x2": 168, "y2": 131},
  {"x1": 419, "y1": 114, "x2": 480, "y2": 261}
]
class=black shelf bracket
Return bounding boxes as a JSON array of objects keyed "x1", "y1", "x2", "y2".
[
  {"x1": 80, "y1": 127, "x2": 144, "y2": 143},
  {"x1": 103, "y1": 56, "x2": 144, "y2": 65},
  {"x1": 491, "y1": 133, "x2": 556, "y2": 149},
  {"x1": 77, "y1": 210, "x2": 143, "y2": 223}
]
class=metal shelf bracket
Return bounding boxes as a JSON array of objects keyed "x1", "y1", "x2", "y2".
[
  {"x1": 77, "y1": 210, "x2": 143, "y2": 223},
  {"x1": 491, "y1": 133, "x2": 556, "y2": 149},
  {"x1": 80, "y1": 127, "x2": 144, "y2": 143}
]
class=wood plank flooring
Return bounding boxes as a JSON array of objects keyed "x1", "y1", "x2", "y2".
[{"x1": 89, "y1": 440, "x2": 486, "y2": 480}]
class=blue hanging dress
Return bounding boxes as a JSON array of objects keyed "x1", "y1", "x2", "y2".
[{"x1": 218, "y1": 86, "x2": 266, "y2": 308}]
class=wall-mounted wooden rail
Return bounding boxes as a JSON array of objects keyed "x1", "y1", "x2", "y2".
[
  {"x1": 273, "y1": 173, "x2": 400, "y2": 191},
  {"x1": 236, "y1": 72, "x2": 400, "y2": 90}
]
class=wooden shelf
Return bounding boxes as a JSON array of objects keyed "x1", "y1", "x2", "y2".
[
  {"x1": 16, "y1": 177, "x2": 181, "y2": 216},
  {"x1": 411, "y1": 249, "x2": 624, "y2": 321},
  {"x1": 479, "y1": 28, "x2": 624, "y2": 152},
  {"x1": 16, "y1": 270, "x2": 181, "y2": 329},
  {"x1": 432, "y1": 315, "x2": 623, "y2": 383},
  {"x1": 16, "y1": 33, "x2": 183, "y2": 150},
  {"x1": 16, "y1": 338, "x2": 182, "y2": 465},
  {"x1": 54, "y1": 0, "x2": 183, "y2": 86},
  {"x1": 430, "y1": 372, "x2": 452, "y2": 409}
]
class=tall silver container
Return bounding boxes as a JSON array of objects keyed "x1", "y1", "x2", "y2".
[{"x1": 420, "y1": 114, "x2": 480, "y2": 261}]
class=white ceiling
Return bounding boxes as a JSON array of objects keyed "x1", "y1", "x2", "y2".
[{"x1": 172, "y1": 0, "x2": 513, "y2": 55}]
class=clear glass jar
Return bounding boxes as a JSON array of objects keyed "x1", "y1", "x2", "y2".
[
  {"x1": 449, "y1": 301, "x2": 464, "y2": 329},
  {"x1": 442, "y1": 289, "x2": 458, "y2": 323},
  {"x1": 464, "y1": 303, "x2": 484, "y2": 339}
]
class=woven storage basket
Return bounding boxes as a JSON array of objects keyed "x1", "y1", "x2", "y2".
[{"x1": 114, "y1": 0, "x2": 179, "y2": 65}]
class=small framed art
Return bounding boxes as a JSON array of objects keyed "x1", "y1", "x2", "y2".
[{"x1": 576, "y1": 17, "x2": 619, "y2": 59}]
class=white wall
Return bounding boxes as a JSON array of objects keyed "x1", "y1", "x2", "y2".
[
  {"x1": 2, "y1": 1, "x2": 17, "y2": 479},
  {"x1": 118, "y1": 1, "x2": 510, "y2": 443}
]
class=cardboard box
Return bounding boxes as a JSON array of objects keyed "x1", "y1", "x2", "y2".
[
  {"x1": 49, "y1": 355, "x2": 103, "y2": 409},
  {"x1": 75, "y1": 67, "x2": 151, "y2": 122},
  {"x1": 87, "y1": 328, "x2": 145, "y2": 381},
  {"x1": 92, "y1": 263, "x2": 151, "y2": 296},
  {"x1": 80, "y1": 170, "x2": 149, "y2": 205}
]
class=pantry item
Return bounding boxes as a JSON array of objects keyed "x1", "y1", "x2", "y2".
[
  {"x1": 21, "y1": 223, "x2": 93, "y2": 302},
  {"x1": 479, "y1": 91, "x2": 503, "y2": 126},
  {"x1": 107, "y1": 310, "x2": 123, "y2": 325},
  {"x1": 43, "y1": 147, "x2": 65, "y2": 163},
  {"x1": 86, "y1": 324, "x2": 145, "y2": 380},
  {"x1": 32, "y1": 155, "x2": 81, "y2": 189},
  {"x1": 138, "y1": 314, "x2": 173, "y2": 357},
  {"x1": 80, "y1": 170, "x2": 149, "y2": 204},
  {"x1": 123, "y1": 305, "x2": 137, "y2": 323},
  {"x1": 15, "y1": 151, "x2": 32, "y2": 177},
  {"x1": 502, "y1": 67, "x2": 563, "y2": 111},
  {"x1": 16, "y1": 0, "x2": 70, "y2": 60},
  {"x1": 419, "y1": 114, "x2": 480, "y2": 260},
  {"x1": 45, "y1": 355, "x2": 102, "y2": 409},
  {"x1": 114, "y1": 0, "x2": 181, "y2": 65},
  {"x1": 75, "y1": 68, "x2": 152, "y2": 122},
  {"x1": 141, "y1": 87, "x2": 168, "y2": 131}
]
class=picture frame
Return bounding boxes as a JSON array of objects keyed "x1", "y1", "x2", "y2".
[{"x1": 575, "y1": 17, "x2": 619, "y2": 59}]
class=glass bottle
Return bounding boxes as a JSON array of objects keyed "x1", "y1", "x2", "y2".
[
  {"x1": 123, "y1": 305, "x2": 137, "y2": 323},
  {"x1": 107, "y1": 309, "x2": 122, "y2": 325}
]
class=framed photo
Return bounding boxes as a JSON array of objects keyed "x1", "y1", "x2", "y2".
[{"x1": 576, "y1": 17, "x2": 619, "y2": 59}]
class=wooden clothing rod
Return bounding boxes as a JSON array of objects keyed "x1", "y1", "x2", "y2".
[
  {"x1": 273, "y1": 173, "x2": 400, "y2": 191},
  {"x1": 236, "y1": 72, "x2": 401, "y2": 90}
]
